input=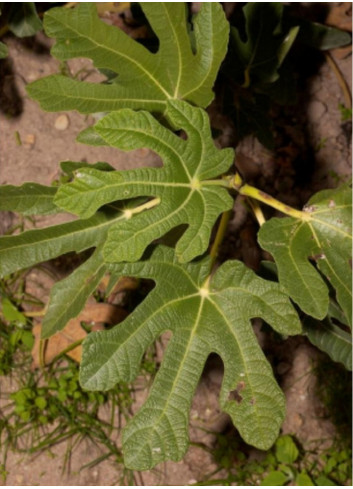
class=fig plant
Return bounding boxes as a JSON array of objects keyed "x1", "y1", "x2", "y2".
[{"x1": 0, "y1": 2, "x2": 351, "y2": 471}]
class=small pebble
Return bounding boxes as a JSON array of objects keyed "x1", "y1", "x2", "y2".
[
  {"x1": 307, "y1": 100, "x2": 327, "y2": 121},
  {"x1": 292, "y1": 413, "x2": 303, "y2": 427},
  {"x1": 24, "y1": 133, "x2": 35, "y2": 148},
  {"x1": 54, "y1": 114, "x2": 70, "y2": 131}
]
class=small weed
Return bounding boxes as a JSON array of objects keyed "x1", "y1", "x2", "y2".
[
  {"x1": 315, "y1": 137, "x2": 327, "y2": 152},
  {"x1": 338, "y1": 103, "x2": 352, "y2": 122},
  {"x1": 315, "y1": 357, "x2": 352, "y2": 444},
  {"x1": 196, "y1": 432, "x2": 352, "y2": 486},
  {"x1": 0, "y1": 271, "x2": 155, "y2": 485}
]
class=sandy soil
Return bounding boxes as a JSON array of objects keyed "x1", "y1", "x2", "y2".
[{"x1": 0, "y1": 7, "x2": 351, "y2": 486}]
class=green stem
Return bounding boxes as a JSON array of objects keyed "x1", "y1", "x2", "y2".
[
  {"x1": 203, "y1": 209, "x2": 232, "y2": 289},
  {"x1": 209, "y1": 210, "x2": 232, "y2": 267},
  {"x1": 51, "y1": 339, "x2": 83, "y2": 364},
  {"x1": 39, "y1": 339, "x2": 46, "y2": 369},
  {"x1": 229, "y1": 173, "x2": 311, "y2": 221},
  {"x1": 202, "y1": 177, "x2": 233, "y2": 187},
  {"x1": 206, "y1": 174, "x2": 310, "y2": 220},
  {"x1": 123, "y1": 197, "x2": 160, "y2": 219},
  {"x1": 239, "y1": 183, "x2": 310, "y2": 220},
  {"x1": 247, "y1": 198, "x2": 266, "y2": 226}
]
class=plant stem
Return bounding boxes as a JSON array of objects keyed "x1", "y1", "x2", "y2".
[
  {"x1": 209, "y1": 210, "x2": 232, "y2": 267},
  {"x1": 239, "y1": 184, "x2": 310, "y2": 220},
  {"x1": 229, "y1": 173, "x2": 311, "y2": 221},
  {"x1": 24, "y1": 309, "x2": 46, "y2": 318},
  {"x1": 51, "y1": 339, "x2": 83, "y2": 364},
  {"x1": 39, "y1": 339, "x2": 46, "y2": 369},
  {"x1": 203, "y1": 209, "x2": 232, "y2": 288},
  {"x1": 247, "y1": 198, "x2": 266, "y2": 226},
  {"x1": 124, "y1": 197, "x2": 160, "y2": 219}
]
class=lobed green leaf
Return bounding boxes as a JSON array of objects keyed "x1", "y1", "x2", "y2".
[
  {"x1": 0, "y1": 195, "x2": 149, "y2": 339},
  {"x1": 0, "y1": 209, "x2": 124, "y2": 278},
  {"x1": 258, "y1": 185, "x2": 352, "y2": 324},
  {"x1": 27, "y1": 2, "x2": 229, "y2": 114},
  {"x1": 0, "y1": 183, "x2": 58, "y2": 215},
  {"x1": 80, "y1": 246, "x2": 301, "y2": 470},
  {"x1": 304, "y1": 318, "x2": 352, "y2": 370},
  {"x1": 54, "y1": 100, "x2": 235, "y2": 263},
  {"x1": 41, "y1": 246, "x2": 107, "y2": 339}
]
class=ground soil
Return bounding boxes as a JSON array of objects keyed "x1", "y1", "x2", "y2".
[{"x1": 0, "y1": 4, "x2": 351, "y2": 486}]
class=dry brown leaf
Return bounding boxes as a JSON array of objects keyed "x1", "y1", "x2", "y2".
[
  {"x1": 99, "y1": 275, "x2": 139, "y2": 296},
  {"x1": 31, "y1": 303, "x2": 127, "y2": 368},
  {"x1": 111, "y1": 276, "x2": 140, "y2": 293},
  {"x1": 97, "y1": 2, "x2": 130, "y2": 15}
]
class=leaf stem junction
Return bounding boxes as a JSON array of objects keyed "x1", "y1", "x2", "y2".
[{"x1": 206, "y1": 173, "x2": 311, "y2": 221}]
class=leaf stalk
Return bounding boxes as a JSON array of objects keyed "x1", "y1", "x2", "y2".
[
  {"x1": 204, "y1": 209, "x2": 232, "y2": 288},
  {"x1": 124, "y1": 198, "x2": 160, "y2": 219},
  {"x1": 230, "y1": 173, "x2": 311, "y2": 221}
]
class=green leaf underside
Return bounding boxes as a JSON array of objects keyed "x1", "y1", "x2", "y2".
[
  {"x1": 60, "y1": 160, "x2": 115, "y2": 178},
  {"x1": 304, "y1": 318, "x2": 352, "y2": 371},
  {"x1": 0, "y1": 208, "x2": 124, "y2": 278},
  {"x1": 80, "y1": 246, "x2": 301, "y2": 470},
  {"x1": 328, "y1": 299, "x2": 350, "y2": 326},
  {"x1": 26, "y1": 2, "x2": 229, "y2": 113},
  {"x1": 0, "y1": 183, "x2": 57, "y2": 215},
  {"x1": 0, "y1": 197, "x2": 147, "y2": 338},
  {"x1": 258, "y1": 185, "x2": 352, "y2": 323},
  {"x1": 55, "y1": 100, "x2": 234, "y2": 263},
  {"x1": 41, "y1": 246, "x2": 106, "y2": 339}
]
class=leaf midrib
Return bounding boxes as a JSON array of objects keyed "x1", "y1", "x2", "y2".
[
  {"x1": 121, "y1": 189, "x2": 196, "y2": 241},
  {"x1": 311, "y1": 216, "x2": 352, "y2": 239},
  {"x1": 123, "y1": 295, "x2": 205, "y2": 456},
  {"x1": 0, "y1": 213, "x2": 123, "y2": 253},
  {"x1": 31, "y1": 79, "x2": 168, "y2": 107},
  {"x1": 84, "y1": 292, "x2": 200, "y2": 387},
  {"x1": 310, "y1": 203, "x2": 351, "y2": 215},
  {"x1": 52, "y1": 10, "x2": 172, "y2": 99},
  {"x1": 309, "y1": 222, "x2": 352, "y2": 299},
  {"x1": 98, "y1": 126, "x2": 192, "y2": 181},
  {"x1": 160, "y1": 3, "x2": 184, "y2": 99},
  {"x1": 287, "y1": 221, "x2": 325, "y2": 314}
]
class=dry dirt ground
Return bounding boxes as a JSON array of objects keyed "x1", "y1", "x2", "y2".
[{"x1": 0, "y1": 7, "x2": 352, "y2": 486}]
